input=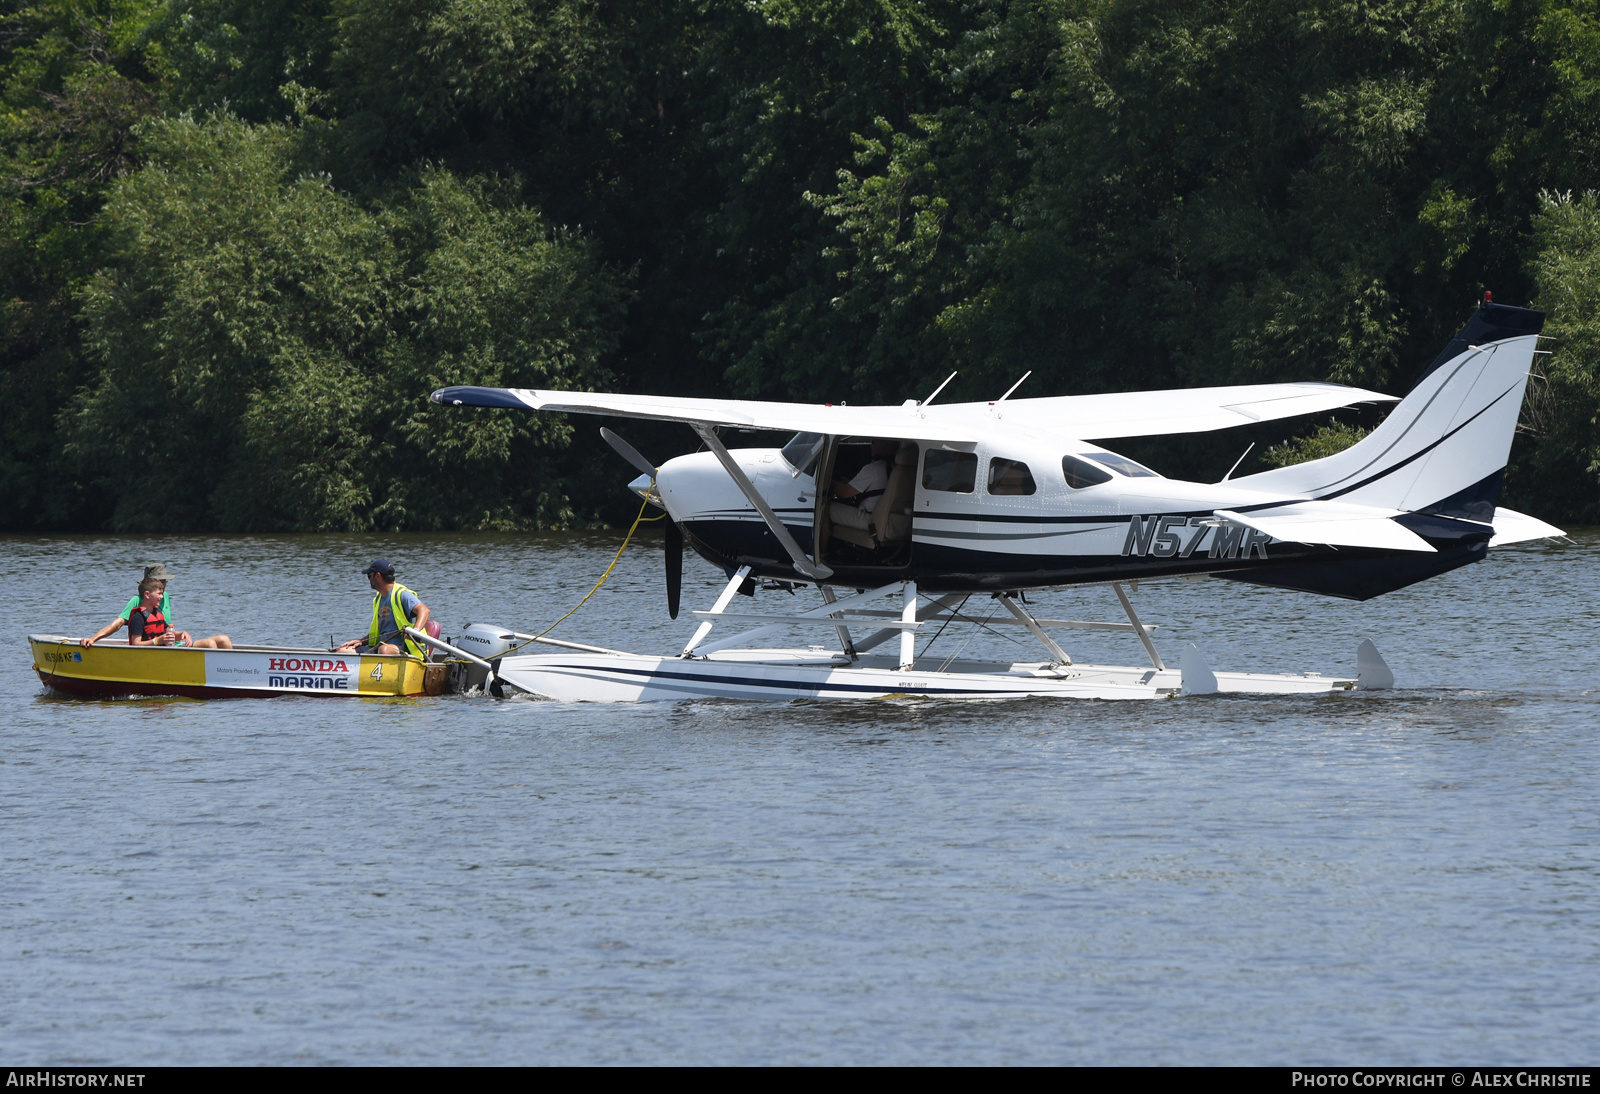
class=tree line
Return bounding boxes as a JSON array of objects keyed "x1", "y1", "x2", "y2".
[{"x1": 6, "y1": 0, "x2": 1600, "y2": 532}]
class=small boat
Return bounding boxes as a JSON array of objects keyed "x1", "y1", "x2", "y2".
[{"x1": 29, "y1": 635, "x2": 448, "y2": 699}]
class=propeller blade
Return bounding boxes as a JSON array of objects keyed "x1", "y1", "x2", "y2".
[
  {"x1": 600, "y1": 427, "x2": 657, "y2": 478},
  {"x1": 665, "y1": 520, "x2": 683, "y2": 620}
]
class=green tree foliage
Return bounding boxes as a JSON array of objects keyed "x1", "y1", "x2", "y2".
[
  {"x1": 146, "y1": 0, "x2": 333, "y2": 121},
  {"x1": 8, "y1": 0, "x2": 1600, "y2": 529},
  {"x1": 757, "y1": 0, "x2": 1493, "y2": 405},
  {"x1": 67, "y1": 113, "x2": 623, "y2": 531},
  {"x1": 0, "y1": 0, "x2": 160, "y2": 529},
  {"x1": 1262, "y1": 422, "x2": 1369, "y2": 468},
  {"x1": 318, "y1": 0, "x2": 957, "y2": 400},
  {"x1": 731, "y1": 0, "x2": 1600, "y2": 506},
  {"x1": 1517, "y1": 190, "x2": 1600, "y2": 521}
]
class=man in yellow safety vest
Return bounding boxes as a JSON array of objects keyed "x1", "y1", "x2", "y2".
[{"x1": 335, "y1": 558, "x2": 431, "y2": 657}]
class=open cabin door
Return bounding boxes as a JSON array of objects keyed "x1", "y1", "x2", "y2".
[
  {"x1": 814, "y1": 435, "x2": 920, "y2": 571},
  {"x1": 810, "y1": 434, "x2": 840, "y2": 568}
]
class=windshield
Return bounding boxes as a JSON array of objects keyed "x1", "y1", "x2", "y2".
[
  {"x1": 1081, "y1": 448, "x2": 1160, "y2": 478},
  {"x1": 780, "y1": 432, "x2": 826, "y2": 477},
  {"x1": 1062, "y1": 454, "x2": 1113, "y2": 489}
]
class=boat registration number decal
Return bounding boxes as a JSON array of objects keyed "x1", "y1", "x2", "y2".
[{"x1": 206, "y1": 653, "x2": 359, "y2": 692}]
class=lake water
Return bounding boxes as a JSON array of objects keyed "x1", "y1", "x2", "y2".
[{"x1": 4, "y1": 530, "x2": 1598, "y2": 1064}]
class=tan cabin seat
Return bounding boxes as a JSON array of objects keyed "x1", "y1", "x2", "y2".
[{"x1": 832, "y1": 442, "x2": 918, "y2": 551}]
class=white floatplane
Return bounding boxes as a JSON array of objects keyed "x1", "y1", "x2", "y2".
[{"x1": 430, "y1": 299, "x2": 1564, "y2": 702}]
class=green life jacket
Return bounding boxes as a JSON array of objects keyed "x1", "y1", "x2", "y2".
[{"x1": 368, "y1": 583, "x2": 424, "y2": 658}]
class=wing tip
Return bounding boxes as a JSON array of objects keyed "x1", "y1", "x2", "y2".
[{"x1": 429, "y1": 385, "x2": 531, "y2": 410}]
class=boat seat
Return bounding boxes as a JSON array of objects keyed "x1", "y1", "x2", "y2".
[{"x1": 833, "y1": 442, "x2": 918, "y2": 551}]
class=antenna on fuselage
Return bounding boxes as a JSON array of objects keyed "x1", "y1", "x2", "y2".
[
  {"x1": 921, "y1": 371, "x2": 957, "y2": 407},
  {"x1": 996, "y1": 371, "x2": 1032, "y2": 403},
  {"x1": 1220, "y1": 442, "x2": 1255, "y2": 482}
]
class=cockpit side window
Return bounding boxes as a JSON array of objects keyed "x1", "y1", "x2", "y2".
[
  {"x1": 987, "y1": 457, "x2": 1037, "y2": 496},
  {"x1": 922, "y1": 449, "x2": 977, "y2": 493},
  {"x1": 1081, "y1": 448, "x2": 1159, "y2": 478},
  {"x1": 780, "y1": 432, "x2": 826, "y2": 477},
  {"x1": 1061, "y1": 454, "x2": 1114, "y2": 489}
]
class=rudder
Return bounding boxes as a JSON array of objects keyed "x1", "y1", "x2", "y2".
[{"x1": 1234, "y1": 301, "x2": 1544, "y2": 518}]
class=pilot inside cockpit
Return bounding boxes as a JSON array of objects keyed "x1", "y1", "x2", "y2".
[{"x1": 818, "y1": 438, "x2": 898, "y2": 555}]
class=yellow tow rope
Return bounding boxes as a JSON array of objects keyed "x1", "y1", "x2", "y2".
[{"x1": 499, "y1": 492, "x2": 664, "y2": 657}]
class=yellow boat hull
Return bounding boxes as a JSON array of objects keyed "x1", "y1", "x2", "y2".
[{"x1": 29, "y1": 635, "x2": 441, "y2": 698}]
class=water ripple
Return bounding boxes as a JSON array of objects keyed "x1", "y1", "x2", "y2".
[{"x1": 3, "y1": 530, "x2": 1598, "y2": 1063}]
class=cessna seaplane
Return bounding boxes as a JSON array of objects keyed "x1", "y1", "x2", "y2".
[{"x1": 429, "y1": 299, "x2": 1564, "y2": 702}]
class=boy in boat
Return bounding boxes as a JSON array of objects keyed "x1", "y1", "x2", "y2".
[
  {"x1": 335, "y1": 558, "x2": 431, "y2": 657},
  {"x1": 81, "y1": 565, "x2": 232, "y2": 648},
  {"x1": 81, "y1": 570, "x2": 232, "y2": 648}
]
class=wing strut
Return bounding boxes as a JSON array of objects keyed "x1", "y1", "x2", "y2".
[{"x1": 691, "y1": 423, "x2": 833, "y2": 581}]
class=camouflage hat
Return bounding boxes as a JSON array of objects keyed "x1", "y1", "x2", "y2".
[{"x1": 143, "y1": 563, "x2": 175, "y2": 582}]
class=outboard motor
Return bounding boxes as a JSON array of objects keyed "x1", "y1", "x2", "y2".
[
  {"x1": 452, "y1": 623, "x2": 519, "y2": 693},
  {"x1": 457, "y1": 623, "x2": 518, "y2": 659}
]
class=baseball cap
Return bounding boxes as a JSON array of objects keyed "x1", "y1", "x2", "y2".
[{"x1": 362, "y1": 558, "x2": 395, "y2": 578}]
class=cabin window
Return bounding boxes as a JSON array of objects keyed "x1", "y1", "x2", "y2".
[
  {"x1": 780, "y1": 432, "x2": 826, "y2": 477},
  {"x1": 1061, "y1": 455, "x2": 1113, "y2": 489},
  {"x1": 987, "y1": 457, "x2": 1037, "y2": 496},
  {"x1": 922, "y1": 449, "x2": 977, "y2": 493},
  {"x1": 1081, "y1": 448, "x2": 1159, "y2": 478}
]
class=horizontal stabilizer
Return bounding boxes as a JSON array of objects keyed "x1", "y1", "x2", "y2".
[
  {"x1": 1490, "y1": 507, "x2": 1566, "y2": 547},
  {"x1": 1214, "y1": 502, "x2": 1437, "y2": 553}
]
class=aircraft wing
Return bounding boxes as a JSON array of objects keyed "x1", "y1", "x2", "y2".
[
  {"x1": 1490, "y1": 507, "x2": 1565, "y2": 547},
  {"x1": 1214, "y1": 502, "x2": 1437, "y2": 553},
  {"x1": 430, "y1": 380, "x2": 1395, "y2": 444},
  {"x1": 430, "y1": 386, "x2": 982, "y2": 445},
  {"x1": 926, "y1": 382, "x2": 1399, "y2": 440}
]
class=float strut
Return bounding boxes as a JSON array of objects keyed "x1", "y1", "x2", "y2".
[
  {"x1": 900, "y1": 581, "x2": 918, "y2": 671},
  {"x1": 819, "y1": 585, "x2": 857, "y2": 661},
  {"x1": 997, "y1": 593, "x2": 1072, "y2": 666},
  {"x1": 683, "y1": 565, "x2": 752, "y2": 656},
  {"x1": 1113, "y1": 583, "x2": 1165, "y2": 671}
]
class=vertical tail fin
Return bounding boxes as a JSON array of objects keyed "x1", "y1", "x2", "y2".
[{"x1": 1236, "y1": 301, "x2": 1544, "y2": 520}]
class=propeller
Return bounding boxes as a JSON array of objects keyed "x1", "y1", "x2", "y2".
[
  {"x1": 601, "y1": 427, "x2": 656, "y2": 477},
  {"x1": 599, "y1": 427, "x2": 683, "y2": 619},
  {"x1": 665, "y1": 519, "x2": 683, "y2": 619}
]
